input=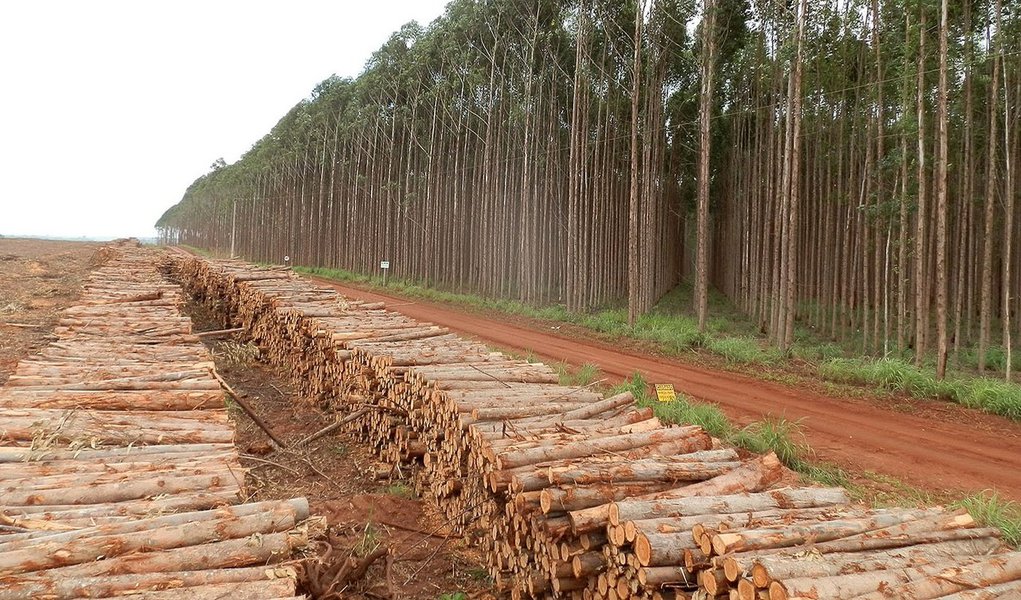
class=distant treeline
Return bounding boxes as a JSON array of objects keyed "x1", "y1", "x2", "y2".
[{"x1": 158, "y1": 0, "x2": 1020, "y2": 378}]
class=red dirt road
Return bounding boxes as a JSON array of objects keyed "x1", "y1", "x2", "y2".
[{"x1": 307, "y1": 276, "x2": 1021, "y2": 500}]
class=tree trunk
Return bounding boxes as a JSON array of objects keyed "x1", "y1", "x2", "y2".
[{"x1": 695, "y1": 0, "x2": 716, "y2": 332}]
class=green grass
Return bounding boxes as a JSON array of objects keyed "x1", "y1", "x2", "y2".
[
  {"x1": 610, "y1": 372, "x2": 844, "y2": 484},
  {"x1": 354, "y1": 522, "x2": 380, "y2": 556},
  {"x1": 849, "y1": 471, "x2": 943, "y2": 509},
  {"x1": 614, "y1": 372, "x2": 735, "y2": 440},
  {"x1": 384, "y1": 483, "x2": 415, "y2": 499},
  {"x1": 797, "y1": 462, "x2": 851, "y2": 487},
  {"x1": 557, "y1": 362, "x2": 602, "y2": 387},
  {"x1": 959, "y1": 345, "x2": 1021, "y2": 373},
  {"x1": 791, "y1": 340, "x2": 846, "y2": 363},
  {"x1": 640, "y1": 392, "x2": 734, "y2": 439},
  {"x1": 820, "y1": 357, "x2": 1021, "y2": 420},
  {"x1": 730, "y1": 419, "x2": 809, "y2": 470},
  {"x1": 466, "y1": 567, "x2": 493, "y2": 583},
  {"x1": 705, "y1": 336, "x2": 780, "y2": 364},
  {"x1": 954, "y1": 491, "x2": 1021, "y2": 548}
]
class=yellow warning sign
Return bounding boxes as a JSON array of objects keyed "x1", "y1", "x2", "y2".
[{"x1": 654, "y1": 384, "x2": 676, "y2": 403}]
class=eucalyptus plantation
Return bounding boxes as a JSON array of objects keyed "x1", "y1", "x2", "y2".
[{"x1": 158, "y1": 0, "x2": 1021, "y2": 379}]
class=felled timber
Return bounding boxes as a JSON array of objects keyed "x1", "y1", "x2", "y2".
[
  {"x1": 0, "y1": 243, "x2": 311, "y2": 599},
  {"x1": 170, "y1": 251, "x2": 1020, "y2": 600}
]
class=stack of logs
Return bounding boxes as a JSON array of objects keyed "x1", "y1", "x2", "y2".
[
  {"x1": 0, "y1": 245, "x2": 312, "y2": 600},
  {"x1": 170, "y1": 252, "x2": 1021, "y2": 600}
]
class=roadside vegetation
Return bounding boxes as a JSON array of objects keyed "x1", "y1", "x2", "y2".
[
  {"x1": 955, "y1": 492, "x2": 1021, "y2": 548},
  {"x1": 589, "y1": 368, "x2": 1019, "y2": 547},
  {"x1": 607, "y1": 371, "x2": 849, "y2": 483},
  {"x1": 821, "y1": 358, "x2": 1021, "y2": 420},
  {"x1": 298, "y1": 265, "x2": 1021, "y2": 421}
]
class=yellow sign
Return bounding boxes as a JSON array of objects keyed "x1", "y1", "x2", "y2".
[{"x1": 655, "y1": 384, "x2": 676, "y2": 403}]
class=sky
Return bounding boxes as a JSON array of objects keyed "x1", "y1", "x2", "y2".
[{"x1": 0, "y1": 0, "x2": 449, "y2": 240}]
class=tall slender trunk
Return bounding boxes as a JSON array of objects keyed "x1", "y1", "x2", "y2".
[
  {"x1": 934, "y1": 0, "x2": 950, "y2": 380},
  {"x1": 695, "y1": 0, "x2": 716, "y2": 332},
  {"x1": 782, "y1": 0, "x2": 807, "y2": 353},
  {"x1": 914, "y1": 7, "x2": 928, "y2": 366},
  {"x1": 979, "y1": 11, "x2": 1001, "y2": 373},
  {"x1": 1001, "y1": 0, "x2": 1014, "y2": 381},
  {"x1": 627, "y1": 0, "x2": 644, "y2": 326}
]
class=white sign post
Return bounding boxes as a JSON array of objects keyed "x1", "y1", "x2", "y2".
[{"x1": 380, "y1": 260, "x2": 390, "y2": 286}]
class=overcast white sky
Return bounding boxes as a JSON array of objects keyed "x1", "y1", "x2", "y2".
[{"x1": 0, "y1": 1, "x2": 448, "y2": 240}]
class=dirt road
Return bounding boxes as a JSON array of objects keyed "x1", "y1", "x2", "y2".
[{"x1": 307, "y1": 276, "x2": 1021, "y2": 500}]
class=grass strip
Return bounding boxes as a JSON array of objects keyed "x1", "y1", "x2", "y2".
[{"x1": 821, "y1": 357, "x2": 1021, "y2": 420}]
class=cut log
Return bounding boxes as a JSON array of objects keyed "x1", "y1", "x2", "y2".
[
  {"x1": 2, "y1": 530, "x2": 305, "y2": 582},
  {"x1": 559, "y1": 392, "x2": 635, "y2": 420},
  {"x1": 0, "y1": 471, "x2": 242, "y2": 507},
  {"x1": 637, "y1": 565, "x2": 695, "y2": 587},
  {"x1": 928, "y1": 580, "x2": 1021, "y2": 599},
  {"x1": 2, "y1": 490, "x2": 240, "y2": 519},
  {"x1": 634, "y1": 530, "x2": 699, "y2": 567},
  {"x1": 805, "y1": 524, "x2": 998, "y2": 555},
  {"x1": 0, "y1": 443, "x2": 236, "y2": 463},
  {"x1": 540, "y1": 481, "x2": 684, "y2": 513},
  {"x1": 768, "y1": 553, "x2": 1018, "y2": 600},
  {"x1": 627, "y1": 505, "x2": 865, "y2": 542},
  {"x1": 0, "y1": 390, "x2": 224, "y2": 410},
  {"x1": 711, "y1": 508, "x2": 952, "y2": 555},
  {"x1": 569, "y1": 454, "x2": 785, "y2": 533},
  {"x1": 495, "y1": 426, "x2": 707, "y2": 470},
  {"x1": 0, "y1": 502, "x2": 304, "y2": 574},
  {"x1": 608, "y1": 487, "x2": 851, "y2": 527},
  {"x1": 548, "y1": 459, "x2": 741, "y2": 486},
  {"x1": 746, "y1": 536, "x2": 1003, "y2": 587},
  {"x1": 845, "y1": 551, "x2": 1021, "y2": 600},
  {"x1": 72, "y1": 579, "x2": 297, "y2": 600}
]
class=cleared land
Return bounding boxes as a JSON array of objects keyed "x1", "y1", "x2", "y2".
[
  {"x1": 306, "y1": 275, "x2": 1021, "y2": 502},
  {"x1": 0, "y1": 240, "x2": 489, "y2": 600},
  {"x1": 0, "y1": 245, "x2": 310, "y2": 598},
  {"x1": 0, "y1": 238, "x2": 100, "y2": 383}
]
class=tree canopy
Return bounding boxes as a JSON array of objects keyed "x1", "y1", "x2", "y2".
[{"x1": 158, "y1": 0, "x2": 1021, "y2": 377}]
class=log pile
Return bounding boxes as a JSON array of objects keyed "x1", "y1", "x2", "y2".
[
  {"x1": 0, "y1": 244, "x2": 311, "y2": 599},
  {"x1": 170, "y1": 253, "x2": 1021, "y2": 600}
]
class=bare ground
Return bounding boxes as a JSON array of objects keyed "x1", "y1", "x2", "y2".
[
  {"x1": 0, "y1": 239, "x2": 492, "y2": 599},
  {"x1": 0, "y1": 238, "x2": 102, "y2": 383}
]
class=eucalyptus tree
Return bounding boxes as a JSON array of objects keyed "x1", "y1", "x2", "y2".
[{"x1": 157, "y1": 0, "x2": 1021, "y2": 377}]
